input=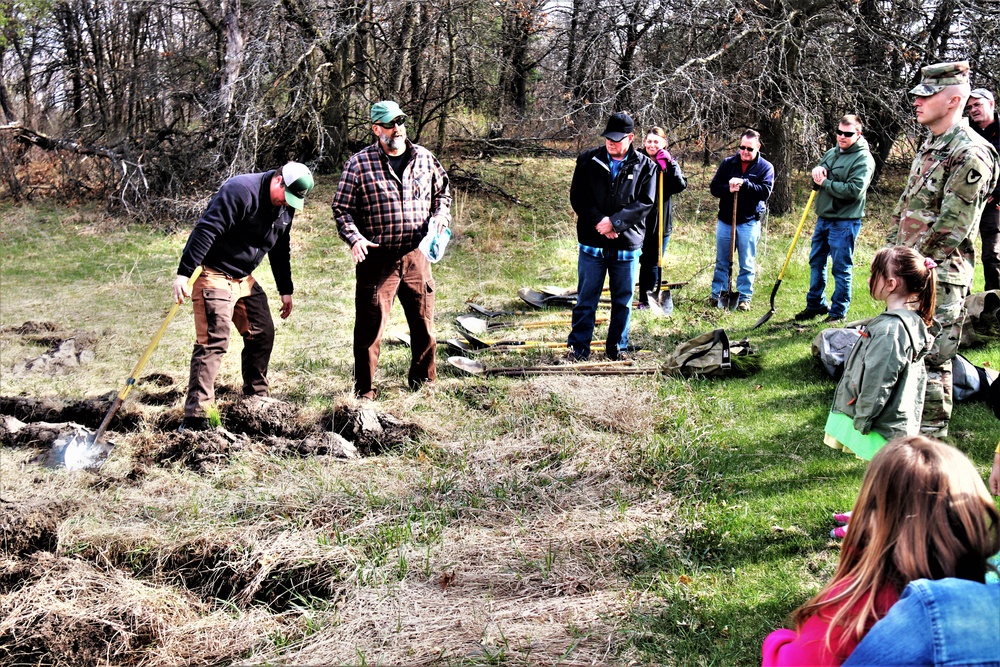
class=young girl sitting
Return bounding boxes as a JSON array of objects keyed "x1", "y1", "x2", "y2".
[
  {"x1": 824, "y1": 246, "x2": 936, "y2": 462},
  {"x1": 762, "y1": 436, "x2": 1000, "y2": 667}
]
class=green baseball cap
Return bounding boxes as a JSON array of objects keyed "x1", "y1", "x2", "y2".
[
  {"x1": 371, "y1": 100, "x2": 406, "y2": 124},
  {"x1": 281, "y1": 161, "x2": 313, "y2": 211},
  {"x1": 909, "y1": 61, "x2": 970, "y2": 97}
]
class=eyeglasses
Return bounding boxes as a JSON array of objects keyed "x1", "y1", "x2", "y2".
[
  {"x1": 835, "y1": 130, "x2": 857, "y2": 137},
  {"x1": 375, "y1": 118, "x2": 405, "y2": 130},
  {"x1": 738, "y1": 145, "x2": 756, "y2": 152}
]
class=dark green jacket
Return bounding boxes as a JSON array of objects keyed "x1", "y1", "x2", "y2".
[{"x1": 814, "y1": 136, "x2": 875, "y2": 220}]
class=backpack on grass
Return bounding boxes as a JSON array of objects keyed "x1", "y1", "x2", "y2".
[{"x1": 661, "y1": 329, "x2": 758, "y2": 378}]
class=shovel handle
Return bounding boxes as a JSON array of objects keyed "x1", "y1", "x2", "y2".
[
  {"x1": 118, "y1": 266, "x2": 203, "y2": 402},
  {"x1": 776, "y1": 188, "x2": 818, "y2": 282}
]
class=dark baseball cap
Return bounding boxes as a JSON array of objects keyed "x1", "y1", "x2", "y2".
[{"x1": 601, "y1": 112, "x2": 635, "y2": 141}]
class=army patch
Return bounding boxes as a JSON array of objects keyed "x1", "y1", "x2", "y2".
[{"x1": 967, "y1": 169, "x2": 982, "y2": 184}]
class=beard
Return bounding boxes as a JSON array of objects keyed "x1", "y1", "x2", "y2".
[{"x1": 380, "y1": 133, "x2": 406, "y2": 153}]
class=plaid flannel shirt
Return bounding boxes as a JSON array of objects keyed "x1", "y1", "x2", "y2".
[{"x1": 333, "y1": 140, "x2": 451, "y2": 252}]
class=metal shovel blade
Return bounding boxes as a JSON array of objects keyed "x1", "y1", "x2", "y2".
[
  {"x1": 448, "y1": 356, "x2": 487, "y2": 375},
  {"x1": 48, "y1": 427, "x2": 114, "y2": 471},
  {"x1": 646, "y1": 288, "x2": 674, "y2": 317},
  {"x1": 455, "y1": 315, "x2": 494, "y2": 334},
  {"x1": 750, "y1": 308, "x2": 775, "y2": 330},
  {"x1": 718, "y1": 290, "x2": 740, "y2": 310}
]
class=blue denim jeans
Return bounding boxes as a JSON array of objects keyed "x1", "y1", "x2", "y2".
[
  {"x1": 806, "y1": 217, "x2": 861, "y2": 318},
  {"x1": 711, "y1": 219, "x2": 760, "y2": 303},
  {"x1": 568, "y1": 248, "x2": 640, "y2": 358}
]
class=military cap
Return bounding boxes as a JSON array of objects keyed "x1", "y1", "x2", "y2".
[{"x1": 909, "y1": 61, "x2": 970, "y2": 97}]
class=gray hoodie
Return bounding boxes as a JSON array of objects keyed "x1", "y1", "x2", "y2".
[{"x1": 830, "y1": 309, "x2": 933, "y2": 440}]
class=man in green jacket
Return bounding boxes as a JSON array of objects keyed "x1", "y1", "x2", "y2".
[{"x1": 796, "y1": 115, "x2": 875, "y2": 323}]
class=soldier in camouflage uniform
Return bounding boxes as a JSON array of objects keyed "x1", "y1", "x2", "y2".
[{"x1": 891, "y1": 61, "x2": 1000, "y2": 437}]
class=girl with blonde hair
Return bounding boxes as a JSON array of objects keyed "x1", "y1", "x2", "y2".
[{"x1": 762, "y1": 436, "x2": 1000, "y2": 666}]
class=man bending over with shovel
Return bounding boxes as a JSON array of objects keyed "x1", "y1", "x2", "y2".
[
  {"x1": 172, "y1": 162, "x2": 314, "y2": 432},
  {"x1": 708, "y1": 129, "x2": 774, "y2": 310}
]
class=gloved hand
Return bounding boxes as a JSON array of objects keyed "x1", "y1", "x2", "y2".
[{"x1": 655, "y1": 148, "x2": 674, "y2": 170}]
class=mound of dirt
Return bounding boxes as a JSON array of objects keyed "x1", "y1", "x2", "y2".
[
  {"x1": 0, "y1": 551, "x2": 202, "y2": 667},
  {"x1": 134, "y1": 428, "x2": 249, "y2": 473},
  {"x1": 264, "y1": 431, "x2": 359, "y2": 459},
  {"x1": 0, "y1": 394, "x2": 140, "y2": 431},
  {"x1": 0, "y1": 499, "x2": 75, "y2": 558},
  {"x1": 1, "y1": 321, "x2": 58, "y2": 335},
  {"x1": 223, "y1": 395, "x2": 309, "y2": 438},
  {"x1": 11, "y1": 337, "x2": 97, "y2": 375},
  {"x1": 327, "y1": 405, "x2": 421, "y2": 455}
]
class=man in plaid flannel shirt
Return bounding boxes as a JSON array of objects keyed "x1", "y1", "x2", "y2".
[{"x1": 332, "y1": 101, "x2": 451, "y2": 400}]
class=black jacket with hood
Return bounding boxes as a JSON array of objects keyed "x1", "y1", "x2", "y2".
[{"x1": 570, "y1": 145, "x2": 657, "y2": 250}]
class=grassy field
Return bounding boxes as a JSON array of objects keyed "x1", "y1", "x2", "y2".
[{"x1": 1, "y1": 155, "x2": 998, "y2": 666}]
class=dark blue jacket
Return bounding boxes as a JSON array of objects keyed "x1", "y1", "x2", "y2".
[
  {"x1": 710, "y1": 153, "x2": 774, "y2": 225},
  {"x1": 177, "y1": 170, "x2": 294, "y2": 295},
  {"x1": 570, "y1": 145, "x2": 656, "y2": 250}
]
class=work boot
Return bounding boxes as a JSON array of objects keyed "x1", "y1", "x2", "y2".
[
  {"x1": 736, "y1": 301, "x2": 751, "y2": 311},
  {"x1": 177, "y1": 416, "x2": 212, "y2": 433},
  {"x1": 794, "y1": 305, "x2": 828, "y2": 321},
  {"x1": 823, "y1": 315, "x2": 845, "y2": 324}
]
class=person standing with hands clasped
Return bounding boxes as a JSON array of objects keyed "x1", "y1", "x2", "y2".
[
  {"x1": 824, "y1": 247, "x2": 936, "y2": 468},
  {"x1": 708, "y1": 129, "x2": 774, "y2": 310},
  {"x1": 332, "y1": 101, "x2": 451, "y2": 400},
  {"x1": 636, "y1": 127, "x2": 687, "y2": 308},
  {"x1": 173, "y1": 162, "x2": 314, "y2": 432}
]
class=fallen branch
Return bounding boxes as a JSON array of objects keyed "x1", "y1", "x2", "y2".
[{"x1": 447, "y1": 164, "x2": 528, "y2": 207}]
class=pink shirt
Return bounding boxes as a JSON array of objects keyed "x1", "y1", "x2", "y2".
[{"x1": 761, "y1": 583, "x2": 899, "y2": 667}]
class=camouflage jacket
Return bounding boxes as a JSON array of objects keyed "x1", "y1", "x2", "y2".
[{"x1": 890, "y1": 120, "x2": 1000, "y2": 285}]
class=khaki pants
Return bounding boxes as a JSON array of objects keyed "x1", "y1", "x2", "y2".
[
  {"x1": 921, "y1": 280, "x2": 967, "y2": 437},
  {"x1": 184, "y1": 268, "x2": 274, "y2": 418},
  {"x1": 353, "y1": 248, "x2": 436, "y2": 399}
]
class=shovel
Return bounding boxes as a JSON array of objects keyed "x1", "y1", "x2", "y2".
[
  {"x1": 646, "y1": 172, "x2": 674, "y2": 317},
  {"x1": 448, "y1": 356, "x2": 655, "y2": 377},
  {"x1": 461, "y1": 331, "x2": 606, "y2": 351},
  {"x1": 466, "y1": 302, "x2": 527, "y2": 318},
  {"x1": 455, "y1": 314, "x2": 606, "y2": 335},
  {"x1": 718, "y1": 190, "x2": 740, "y2": 310},
  {"x1": 59, "y1": 267, "x2": 203, "y2": 470},
  {"x1": 751, "y1": 186, "x2": 819, "y2": 330}
]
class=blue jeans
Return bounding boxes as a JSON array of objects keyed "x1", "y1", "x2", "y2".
[
  {"x1": 711, "y1": 219, "x2": 760, "y2": 303},
  {"x1": 568, "y1": 248, "x2": 639, "y2": 357},
  {"x1": 806, "y1": 217, "x2": 861, "y2": 318}
]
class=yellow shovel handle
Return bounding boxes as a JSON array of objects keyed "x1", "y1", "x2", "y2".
[
  {"x1": 117, "y1": 266, "x2": 203, "y2": 401},
  {"x1": 776, "y1": 188, "x2": 818, "y2": 282}
]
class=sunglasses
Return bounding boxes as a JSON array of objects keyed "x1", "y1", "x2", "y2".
[
  {"x1": 738, "y1": 145, "x2": 756, "y2": 152},
  {"x1": 375, "y1": 118, "x2": 405, "y2": 130},
  {"x1": 835, "y1": 130, "x2": 857, "y2": 137}
]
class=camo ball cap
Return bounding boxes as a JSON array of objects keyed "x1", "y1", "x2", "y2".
[
  {"x1": 909, "y1": 61, "x2": 970, "y2": 97},
  {"x1": 282, "y1": 162, "x2": 314, "y2": 211}
]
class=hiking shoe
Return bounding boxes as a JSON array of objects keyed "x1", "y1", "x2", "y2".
[
  {"x1": 830, "y1": 525, "x2": 848, "y2": 539},
  {"x1": 736, "y1": 301, "x2": 751, "y2": 311},
  {"x1": 564, "y1": 349, "x2": 589, "y2": 363},
  {"x1": 794, "y1": 306, "x2": 829, "y2": 321},
  {"x1": 177, "y1": 416, "x2": 211, "y2": 433},
  {"x1": 833, "y1": 511, "x2": 852, "y2": 526},
  {"x1": 824, "y1": 315, "x2": 845, "y2": 324},
  {"x1": 607, "y1": 351, "x2": 630, "y2": 362}
]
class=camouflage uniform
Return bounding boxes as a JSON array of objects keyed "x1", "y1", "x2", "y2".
[{"x1": 891, "y1": 61, "x2": 1000, "y2": 436}]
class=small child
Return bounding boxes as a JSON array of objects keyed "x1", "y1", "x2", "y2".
[
  {"x1": 824, "y1": 246, "x2": 937, "y2": 461},
  {"x1": 762, "y1": 436, "x2": 1000, "y2": 667}
]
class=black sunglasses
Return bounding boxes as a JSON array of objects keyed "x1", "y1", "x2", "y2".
[
  {"x1": 738, "y1": 145, "x2": 756, "y2": 152},
  {"x1": 375, "y1": 118, "x2": 405, "y2": 130},
  {"x1": 835, "y1": 130, "x2": 857, "y2": 137}
]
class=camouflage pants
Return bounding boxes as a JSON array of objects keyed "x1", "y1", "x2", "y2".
[{"x1": 920, "y1": 280, "x2": 968, "y2": 437}]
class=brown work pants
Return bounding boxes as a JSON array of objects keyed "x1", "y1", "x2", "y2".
[
  {"x1": 354, "y1": 248, "x2": 436, "y2": 399},
  {"x1": 184, "y1": 269, "x2": 275, "y2": 418}
]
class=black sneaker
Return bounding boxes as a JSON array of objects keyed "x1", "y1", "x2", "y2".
[
  {"x1": 794, "y1": 306, "x2": 829, "y2": 321},
  {"x1": 177, "y1": 416, "x2": 212, "y2": 433},
  {"x1": 823, "y1": 315, "x2": 845, "y2": 324}
]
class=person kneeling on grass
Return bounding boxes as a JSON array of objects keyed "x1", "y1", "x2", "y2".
[{"x1": 761, "y1": 435, "x2": 1000, "y2": 667}]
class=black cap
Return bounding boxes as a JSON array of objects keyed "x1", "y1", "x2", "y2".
[{"x1": 601, "y1": 112, "x2": 634, "y2": 141}]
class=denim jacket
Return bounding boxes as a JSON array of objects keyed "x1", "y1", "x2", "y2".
[{"x1": 843, "y1": 578, "x2": 1000, "y2": 667}]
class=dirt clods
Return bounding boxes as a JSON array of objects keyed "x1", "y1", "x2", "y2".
[
  {"x1": 0, "y1": 498, "x2": 74, "y2": 558},
  {"x1": 328, "y1": 404, "x2": 421, "y2": 455},
  {"x1": 134, "y1": 428, "x2": 249, "y2": 473},
  {"x1": 0, "y1": 394, "x2": 140, "y2": 431},
  {"x1": 223, "y1": 394, "x2": 308, "y2": 438},
  {"x1": 12, "y1": 338, "x2": 95, "y2": 375}
]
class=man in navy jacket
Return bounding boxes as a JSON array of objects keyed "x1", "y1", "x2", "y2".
[
  {"x1": 709, "y1": 129, "x2": 775, "y2": 309},
  {"x1": 567, "y1": 112, "x2": 656, "y2": 360},
  {"x1": 173, "y1": 162, "x2": 313, "y2": 431}
]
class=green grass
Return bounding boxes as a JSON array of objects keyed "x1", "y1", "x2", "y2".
[{"x1": 1, "y1": 156, "x2": 998, "y2": 665}]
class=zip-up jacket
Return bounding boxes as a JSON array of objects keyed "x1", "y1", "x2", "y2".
[
  {"x1": 710, "y1": 153, "x2": 774, "y2": 225},
  {"x1": 644, "y1": 159, "x2": 688, "y2": 243},
  {"x1": 570, "y1": 145, "x2": 657, "y2": 250},
  {"x1": 177, "y1": 170, "x2": 294, "y2": 295},
  {"x1": 830, "y1": 309, "x2": 933, "y2": 441},
  {"x1": 814, "y1": 136, "x2": 875, "y2": 220}
]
